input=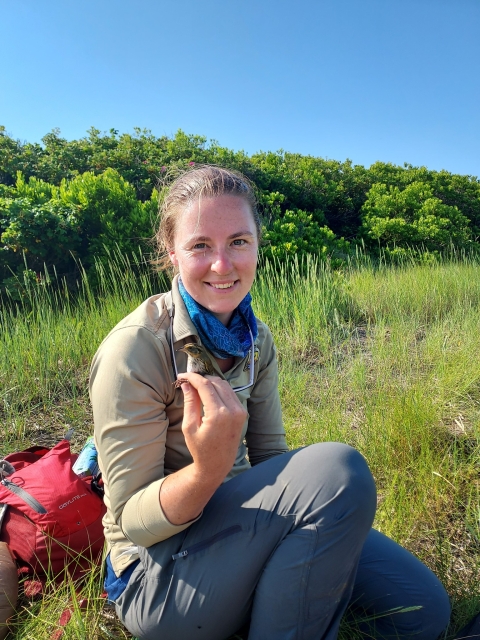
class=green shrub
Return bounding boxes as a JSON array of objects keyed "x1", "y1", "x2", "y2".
[
  {"x1": 262, "y1": 208, "x2": 350, "y2": 265},
  {"x1": 1, "y1": 198, "x2": 81, "y2": 268},
  {"x1": 361, "y1": 181, "x2": 472, "y2": 253},
  {"x1": 59, "y1": 168, "x2": 153, "y2": 266},
  {"x1": 0, "y1": 174, "x2": 82, "y2": 281},
  {"x1": 0, "y1": 169, "x2": 158, "y2": 289}
]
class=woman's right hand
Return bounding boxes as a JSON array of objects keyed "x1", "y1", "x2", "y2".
[
  {"x1": 179, "y1": 372, "x2": 248, "y2": 484},
  {"x1": 159, "y1": 373, "x2": 247, "y2": 525}
]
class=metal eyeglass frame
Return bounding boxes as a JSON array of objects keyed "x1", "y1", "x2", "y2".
[{"x1": 169, "y1": 306, "x2": 255, "y2": 393}]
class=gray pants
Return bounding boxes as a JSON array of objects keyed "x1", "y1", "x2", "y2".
[{"x1": 116, "y1": 443, "x2": 450, "y2": 640}]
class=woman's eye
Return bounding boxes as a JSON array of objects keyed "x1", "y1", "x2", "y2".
[
  {"x1": 193, "y1": 242, "x2": 207, "y2": 250},
  {"x1": 232, "y1": 239, "x2": 246, "y2": 246}
]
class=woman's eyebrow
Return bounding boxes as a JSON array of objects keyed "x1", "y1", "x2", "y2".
[
  {"x1": 229, "y1": 231, "x2": 255, "y2": 239},
  {"x1": 187, "y1": 231, "x2": 255, "y2": 243}
]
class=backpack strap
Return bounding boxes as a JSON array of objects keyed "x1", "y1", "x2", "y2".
[
  {"x1": 0, "y1": 477, "x2": 47, "y2": 514},
  {"x1": 0, "y1": 458, "x2": 48, "y2": 514}
]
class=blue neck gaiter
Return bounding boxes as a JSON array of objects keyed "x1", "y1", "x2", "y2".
[{"x1": 178, "y1": 278, "x2": 258, "y2": 359}]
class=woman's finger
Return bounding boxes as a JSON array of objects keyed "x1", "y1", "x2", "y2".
[
  {"x1": 203, "y1": 375, "x2": 244, "y2": 413},
  {"x1": 180, "y1": 382, "x2": 202, "y2": 429},
  {"x1": 178, "y1": 374, "x2": 245, "y2": 417},
  {"x1": 177, "y1": 372, "x2": 226, "y2": 410}
]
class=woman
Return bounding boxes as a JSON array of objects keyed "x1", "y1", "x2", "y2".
[{"x1": 90, "y1": 166, "x2": 450, "y2": 640}]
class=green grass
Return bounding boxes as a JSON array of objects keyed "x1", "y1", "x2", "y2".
[{"x1": 1, "y1": 253, "x2": 479, "y2": 639}]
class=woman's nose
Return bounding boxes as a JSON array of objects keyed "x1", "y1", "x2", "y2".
[{"x1": 211, "y1": 249, "x2": 233, "y2": 274}]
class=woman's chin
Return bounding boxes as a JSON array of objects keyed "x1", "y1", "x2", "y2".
[
  {"x1": 207, "y1": 305, "x2": 235, "y2": 325},
  {"x1": 203, "y1": 284, "x2": 244, "y2": 310}
]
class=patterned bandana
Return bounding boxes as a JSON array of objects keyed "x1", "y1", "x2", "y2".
[{"x1": 178, "y1": 278, "x2": 258, "y2": 359}]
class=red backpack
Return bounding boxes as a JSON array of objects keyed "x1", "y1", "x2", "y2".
[{"x1": 0, "y1": 437, "x2": 106, "y2": 584}]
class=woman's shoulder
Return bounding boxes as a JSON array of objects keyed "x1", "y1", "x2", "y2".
[
  {"x1": 93, "y1": 291, "x2": 173, "y2": 359},
  {"x1": 255, "y1": 318, "x2": 274, "y2": 343},
  {"x1": 255, "y1": 319, "x2": 276, "y2": 363},
  {"x1": 89, "y1": 291, "x2": 177, "y2": 395},
  {"x1": 106, "y1": 291, "x2": 172, "y2": 337}
]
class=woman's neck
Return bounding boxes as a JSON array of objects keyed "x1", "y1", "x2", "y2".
[
  {"x1": 212, "y1": 310, "x2": 233, "y2": 326},
  {"x1": 215, "y1": 356, "x2": 235, "y2": 373}
]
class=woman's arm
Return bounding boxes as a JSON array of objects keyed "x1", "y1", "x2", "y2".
[{"x1": 91, "y1": 324, "x2": 199, "y2": 548}]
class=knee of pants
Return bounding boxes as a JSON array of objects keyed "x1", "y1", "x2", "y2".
[
  {"x1": 353, "y1": 529, "x2": 451, "y2": 640},
  {"x1": 368, "y1": 588, "x2": 451, "y2": 640},
  {"x1": 293, "y1": 442, "x2": 377, "y2": 527},
  {"x1": 422, "y1": 584, "x2": 451, "y2": 640}
]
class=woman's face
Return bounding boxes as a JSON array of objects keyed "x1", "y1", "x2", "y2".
[{"x1": 169, "y1": 195, "x2": 258, "y2": 325}]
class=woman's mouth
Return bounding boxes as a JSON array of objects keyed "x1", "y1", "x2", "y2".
[{"x1": 207, "y1": 281, "x2": 236, "y2": 289}]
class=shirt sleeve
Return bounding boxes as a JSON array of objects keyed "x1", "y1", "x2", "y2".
[
  {"x1": 90, "y1": 324, "x2": 200, "y2": 548},
  {"x1": 245, "y1": 323, "x2": 289, "y2": 466}
]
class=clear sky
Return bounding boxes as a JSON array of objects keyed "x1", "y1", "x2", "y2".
[{"x1": 1, "y1": 0, "x2": 479, "y2": 177}]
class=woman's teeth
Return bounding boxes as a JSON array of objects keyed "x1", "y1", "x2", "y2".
[{"x1": 210, "y1": 282, "x2": 234, "y2": 289}]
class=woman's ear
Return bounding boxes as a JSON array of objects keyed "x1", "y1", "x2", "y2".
[{"x1": 168, "y1": 250, "x2": 178, "y2": 267}]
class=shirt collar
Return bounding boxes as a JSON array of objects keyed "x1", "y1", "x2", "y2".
[{"x1": 167, "y1": 274, "x2": 199, "y2": 345}]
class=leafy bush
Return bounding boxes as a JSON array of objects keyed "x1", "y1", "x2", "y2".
[
  {"x1": 361, "y1": 181, "x2": 472, "y2": 253},
  {"x1": 1, "y1": 198, "x2": 81, "y2": 269},
  {"x1": 368, "y1": 162, "x2": 480, "y2": 239},
  {"x1": 262, "y1": 208, "x2": 350, "y2": 266},
  {"x1": 0, "y1": 169, "x2": 158, "y2": 289},
  {"x1": 60, "y1": 168, "x2": 154, "y2": 266},
  {"x1": 0, "y1": 173, "x2": 82, "y2": 279}
]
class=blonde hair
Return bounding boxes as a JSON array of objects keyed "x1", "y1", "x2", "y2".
[{"x1": 154, "y1": 165, "x2": 261, "y2": 271}]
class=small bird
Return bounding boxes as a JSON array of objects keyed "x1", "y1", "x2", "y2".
[{"x1": 174, "y1": 343, "x2": 216, "y2": 387}]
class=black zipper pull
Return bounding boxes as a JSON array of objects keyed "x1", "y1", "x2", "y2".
[{"x1": 172, "y1": 550, "x2": 188, "y2": 560}]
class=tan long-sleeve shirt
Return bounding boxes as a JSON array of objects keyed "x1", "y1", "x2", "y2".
[{"x1": 90, "y1": 276, "x2": 288, "y2": 576}]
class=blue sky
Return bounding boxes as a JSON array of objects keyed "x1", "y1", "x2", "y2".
[{"x1": 1, "y1": 0, "x2": 479, "y2": 177}]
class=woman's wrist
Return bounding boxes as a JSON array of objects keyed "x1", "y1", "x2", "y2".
[
  {"x1": 159, "y1": 463, "x2": 224, "y2": 526},
  {"x1": 189, "y1": 459, "x2": 230, "y2": 487}
]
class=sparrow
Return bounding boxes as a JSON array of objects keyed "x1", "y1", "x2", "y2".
[{"x1": 174, "y1": 343, "x2": 216, "y2": 388}]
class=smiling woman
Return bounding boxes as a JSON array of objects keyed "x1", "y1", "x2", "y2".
[
  {"x1": 168, "y1": 194, "x2": 258, "y2": 325},
  {"x1": 89, "y1": 166, "x2": 451, "y2": 640}
]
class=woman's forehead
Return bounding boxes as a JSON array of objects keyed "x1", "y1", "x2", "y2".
[{"x1": 177, "y1": 195, "x2": 256, "y2": 235}]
